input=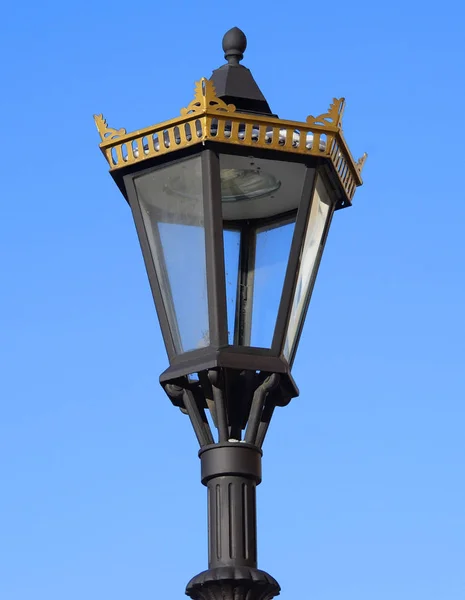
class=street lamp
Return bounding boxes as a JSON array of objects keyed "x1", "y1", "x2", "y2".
[{"x1": 94, "y1": 27, "x2": 366, "y2": 600}]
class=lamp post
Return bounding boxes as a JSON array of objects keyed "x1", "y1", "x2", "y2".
[{"x1": 94, "y1": 27, "x2": 366, "y2": 600}]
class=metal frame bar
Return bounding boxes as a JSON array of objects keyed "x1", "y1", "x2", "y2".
[
  {"x1": 207, "y1": 370, "x2": 229, "y2": 443},
  {"x1": 244, "y1": 374, "x2": 280, "y2": 445},
  {"x1": 287, "y1": 174, "x2": 336, "y2": 366},
  {"x1": 182, "y1": 388, "x2": 214, "y2": 447},
  {"x1": 159, "y1": 347, "x2": 297, "y2": 392},
  {"x1": 256, "y1": 401, "x2": 276, "y2": 448},
  {"x1": 164, "y1": 382, "x2": 214, "y2": 447},
  {"x1": 202, "y1": 150, "x2": 229, "y2": 348},
  {"x1": 236, "y1": 223, "x2": 256, "y2": 346},
  {"x1": 271, "y1": 167, "x2": 317, "y2": 355}
]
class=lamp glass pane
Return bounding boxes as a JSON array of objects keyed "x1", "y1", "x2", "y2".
[
  {"x1": 223, "y1": 228, "x2": 241, "y2": 344},
  {"x1": 133, "y1": 155, "x2": 209, "y2": 354},
  {"x1": 219, "y1": 152, "x2": 307, "y2": 349},
  {"x1": 250, "y1": 220, "x2": 295, "y2": 348},
  {"x1": 284, "y1": 174, "x2": 333, "y2": 361}
]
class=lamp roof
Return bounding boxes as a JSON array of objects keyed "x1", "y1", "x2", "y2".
[{"x1": 210, "y1": 27, "x2": 273, "y2": 116}]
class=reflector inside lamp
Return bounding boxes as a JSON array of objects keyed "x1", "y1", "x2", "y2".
[
  {"x1": 220, "y1": 169, "x2": 281, "y2": 202},
  {"x1": 149, "y1": 153, "x2": 308, "y2": 221}
]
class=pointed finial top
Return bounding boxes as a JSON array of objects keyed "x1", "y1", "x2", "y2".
[{"x1": 222, "y1": 27, "x2": 247, "y2": 65}]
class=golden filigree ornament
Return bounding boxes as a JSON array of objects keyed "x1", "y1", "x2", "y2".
[
  {"x1": 94, "y1": 114, "x2": 126, "y2": 142},
  {"x1": 180, "y1": 78, "x2": 236, "y2": 116},
  {"x1": 306, "y1": 98, "x2": 345, "y2": 129},
  {"x1": 94, "y1": 79, "x2": 365, "y2": 203},
  {"x1": 356, "y1": 152, "x2": 368, "y2": 174}
]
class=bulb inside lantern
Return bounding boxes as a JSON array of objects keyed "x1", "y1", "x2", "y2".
[{"x1": 220, "y1": 169, "x2": 281, "y2": 202}]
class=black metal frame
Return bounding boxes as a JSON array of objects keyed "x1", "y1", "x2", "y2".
[
  {"x1": 286, "y1": 175, "x2": 336, "y2": 367},
  {"x1": 232, "y1": 220, "x2": 255, "y2": 347},
  {"x1": 202, "y1": 150, "x2": 229, "y2": 348},
  {"x1": 122, "y1": 142, "x2": 340, "y2": 400}
]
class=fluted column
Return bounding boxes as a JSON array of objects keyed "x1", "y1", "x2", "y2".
[
  {"x1": 186, "y1": 443, "x2": 280, "y2": 600},
  {"x1": 206, "y1": 445, "x2": 258, "y2": 568}
]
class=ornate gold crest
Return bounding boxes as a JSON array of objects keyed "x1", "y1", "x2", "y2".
[{"x1": 94, "y1": 78, "x2": 365, "y2": 202}]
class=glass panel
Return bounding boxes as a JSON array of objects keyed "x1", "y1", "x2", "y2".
[
  {"x1": 219, "y1": 153, "x2": 308, "y2": 349},
  {"x1": 134, "y1": 155, "x2": 209, "y2": 354},
  {"x1": 284, "y1": 175, "x2": 333, "y2": 362},
  {"x1": 250, "y1": 220, "x2": 295, "y2": 348},
  {"x1": 223, "y1": 229, "x2": 240, "y2": 344}
]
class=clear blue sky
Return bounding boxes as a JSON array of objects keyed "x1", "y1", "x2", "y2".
[{"x1": 1, "y1": 1, "x2": 464, "y2": 599}]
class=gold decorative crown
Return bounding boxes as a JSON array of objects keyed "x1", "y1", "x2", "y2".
[{"x1": 94, "y1": 78, "x2": 366, "y2": 202}]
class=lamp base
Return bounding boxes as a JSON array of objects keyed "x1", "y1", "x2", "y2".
[{"x1": 186, "y1": 566, "x2": 280, "y2": 600}]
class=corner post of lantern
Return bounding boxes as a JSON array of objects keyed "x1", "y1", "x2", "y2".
[
  {"x1": 201, "y1": 148, "x2": 229, "y2": 351},
  {"x1": 93, "y1": 25, "x2": 366, "y2": 600}
]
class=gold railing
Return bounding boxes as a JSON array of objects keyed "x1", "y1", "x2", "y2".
[{"x1": 95, "y1": 78, "x2": 366, "y2": 202}]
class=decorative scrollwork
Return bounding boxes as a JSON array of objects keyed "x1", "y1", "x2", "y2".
[
  {"x1": 94, "y1": 78, "x2": 363, "y2": 204},
  {"x1": 356, "y1": 152, "x2": 368, "y2": 173},
  {"x1": 181, "y1": 78, "x2": 236, "y2": 116},
  {"x1": 94, "y1": 114, "x2": 126, "y2": 142},
  {"x1": 306, "y1": 98, "x2": 345, "y2": 129}
]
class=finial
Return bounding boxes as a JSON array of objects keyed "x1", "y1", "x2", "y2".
[{"x1": 222, "y1": 27, "x2": 247, "y2": 65}]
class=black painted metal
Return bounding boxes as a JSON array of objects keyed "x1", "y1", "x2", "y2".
[
  {"x1": 159, "y1": 346, "x2": 297, "y2": 391},
  {"x1": 186, "y1": 443, "x2": 280, "y2": 600},
  {"x1": 165, "y1": 384, "x2": 214, "y2": 447},
  {"x1": 165, "y1": 368, "x2": 293, "y2": 445},
  {"x1": 235, "y1": 222, "x2": 255, "y2": 346},
  {"x1": 255, "y1": 400, "x2": 276, "y2": 450},
  {"x1": 202, "y1": 150, "x2": 229, "y2": 348},
  {"x1": 186, "y1": 566, "x2": 280, "y2": 600},
  {"x1": 201, "y1": 444, "x2": 261, "y2": 568},
  {"x1": 208, "y1": 370, "x2": 229, "y2": 443},
  {"x1": 222, "y1": 27, "x2": 247, "y2": 65},
  {"x1": 245, "y1": 374, "x2": 280, "y2": 445},
  {"x1": 210, "y1": 27, "x2": 273, "y2": 116}
]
